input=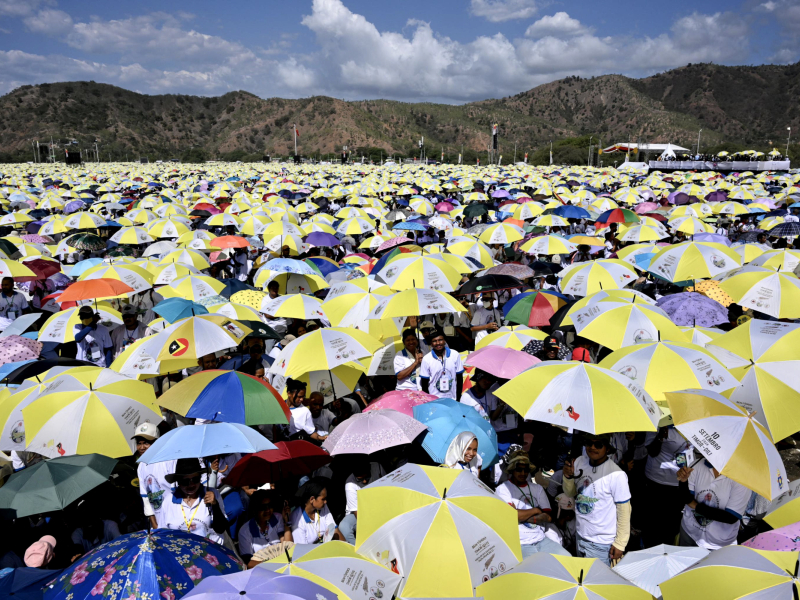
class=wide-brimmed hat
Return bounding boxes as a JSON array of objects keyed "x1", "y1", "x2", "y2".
[{"x1": 165, "y1": 458, "x2": 204, "y2": 484}]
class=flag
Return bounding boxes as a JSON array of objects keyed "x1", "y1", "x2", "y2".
[
  {"x1": 294, "y1": 124, "x2": 300, "y2": 138},
  {"x1": 549, "y1": 150, "x2": 553, "y2": 165},
  {"x1": 524, "y1": 152, "x2": 528, "y2": 163},
  {"x1": 492, "y1": 124, "x2": 498, "y2": 136},
  {"x1": 492, "y1": 123, "x2": 498, "y2": 150}
]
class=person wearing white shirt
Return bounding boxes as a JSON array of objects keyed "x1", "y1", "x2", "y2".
[
  {"x1": 470, "y1": 293, "x2": 502, "y2": 343},
  {"x1": 289, "y1": 479, "x2": 343, "y2": 544},
  {"x1": 0, "y1": 277, "x2": 28, "y2": 319},
  {"x1": 285, "y1": 379, "x2": 326, "y2": 443},
  {"x1": 677, "y1": 460, "x2": 750, "y2": 550},
  {"x1": 307, "y1": 392, "x2": 336, "y2": 436},
  {"x1": 394, "y1": 329, "x2": 423, "y2": 391},
  {"x1": 338, "y1": 460, "x2": 385, "y2": 544},
  {"x1": 563, "y1": 434, "x2": 632, "y2": 566},
  {"x1": 159, "y1": 459, "x2": 227, "y2": 545},
  {"x1": 496, "y1": 452, "x2": 570, "y2": 557},
  {"x1": 238, "y1": 490, "x2": 292, "y2": 567},
  {"x1": 74, "y1": 306, "x2": 114, "y2": 368},
  {"x1": 110, "y1": 305, "x2": 148, "y2": 358},
  {"x1": 419, "y1": 330, "x2": 464, "y2": 400}
]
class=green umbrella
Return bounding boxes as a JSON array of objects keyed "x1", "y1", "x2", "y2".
[
  {"x1": 64, "y1": 232, "x2": 106, "y2": 252},
  {"x1": 0, "y1": 239, "x2": 18, "y2": 257},
  {"x1": 0, "y1": 454, "x2": 117, "y2": 517},
  {"x1": 463, "y1": 203, "x2": 489, "y2": 218}
]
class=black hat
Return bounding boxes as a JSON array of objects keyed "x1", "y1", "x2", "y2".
[{"x1": 165, "y1": 458, "x2": 204, "y2": 484}]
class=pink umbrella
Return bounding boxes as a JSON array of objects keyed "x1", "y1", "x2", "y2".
[
  {"x1": 0, "y1": 335, "x2": 43, "y2": 366},
  {"x1": 364, "y1": 390, "x2": 438, "y2": 417},
  {"x1": 376, "y1": 236, "x2": 413, "y2": 253},
  {"x1": 321, "y1": 409, "x2": 428, "y2": 455},
  {"x1": 22, "y1": 234, "x2": 54, "y2": 244},
  {"x1": 634, "y1": 202, "x2": 659, "y2": 214},
  {"x1": 743, "y1": 522, "x2": 800, "y2": 551},
  {"x1": 464, "y1": 346, "x2": 539, "y2": 380},
  {"x1": 435, "y1": 202, "x2": 455, "y2": 212}
]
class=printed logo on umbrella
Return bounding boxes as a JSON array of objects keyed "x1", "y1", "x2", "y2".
[{"x1": 168, "y1": 338, "x2": 189, "y2": 356}]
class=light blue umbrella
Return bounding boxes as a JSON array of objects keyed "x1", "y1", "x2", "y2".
[
  {"x1": 138, "y1": 423, "x2": 276, "y2": 463},
  {"x1": 413, "y1": 399, "x2": 499, "y2": 467},
  {"x1": 68, "y1": 258, "x2": 104, "y2": 278},
  {"x1": 392, "y1": 221, "x2": 427, "y2": 231},
  {"x1": 261, "y1": 258, "x2": 317, "y2": 275},
  {"x1": 152, "y1": 297, "x2": 209, "y2": 323},
  {"x1": 184, "y1": 563, "x2": 337, "y2": 600}
]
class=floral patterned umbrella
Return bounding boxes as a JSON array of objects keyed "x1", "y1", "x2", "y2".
[
  {"x1": 46, "y1": 529, "x2": 244, "y2": 600},
  {"x1": 0, "y1": 336, "x2": 42, "y2": 366}
]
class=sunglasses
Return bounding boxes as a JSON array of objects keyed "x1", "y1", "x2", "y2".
[
  {"x1": 178, "y1": 476, "x2": 201, "y2": 486},
  {"x1": 513, "y1": 466, "x2": 531, "y2": 472},
  {"x1": 584, "y1": 440, "x2": 606, "y2": 449}
]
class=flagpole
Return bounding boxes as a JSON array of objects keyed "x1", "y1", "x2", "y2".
[{"x1": 293, "y1": 124, "x2": 297, "y2": 156}]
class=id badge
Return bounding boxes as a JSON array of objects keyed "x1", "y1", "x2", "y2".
[
  {"x1": 505, "y1": 413, "x2": 516, "y2": 428},
  {"x1": 444, "y1": 325, "x2": 455, "y2": 337},
  {"x1": 437, "y1": 376, "x2": 451, "y2": 392},
  {"x1": 6, "y1": 311, "x2": 15, "y2": 320}
]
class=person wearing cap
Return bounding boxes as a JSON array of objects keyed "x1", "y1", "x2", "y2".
[
  {"x1": 238, "y1": 489, "x2": 292, "y2": 567},
  {"x1": 74, "y1": 306, "x2": 114, "y2": 368},
  {"x1": 24, "y1": 535, "x2": 56, "y2": 568},
  {"x1": 0, "y1": 276, "x2": 28, "y2": 319},
  {"x1": 470, "y1": 293, "x2": 502, "y2": 344},
  {"x1": 394, "y1": 328, "x2": 423, "y2": 391},
  {"x1": 110, "y1": 304, "x2": 147, "y2": 358},
  {"x1": 133, "y1": 422, "x2": 176, "y2": 530},
  {"x1": 160, "y1": 458, "x2": 227, "y2": 544},
  {"x1": 420, "y1": 329, "x2": 464, "y2": 400},
  {"x1": 497, "y1": 450, "x2": 570, "y2": 558},
  {"x1": 417, "y1": 320, "x2": 435, "y2": 354},
  {"x1": 562, "y1": 433, "x2": 632, "y2": 565},
  {"x1": 268, "y1": 334, "x2": 296, "y2": 362}
]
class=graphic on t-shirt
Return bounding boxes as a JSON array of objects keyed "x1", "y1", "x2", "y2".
[
  {"x1": 693, "y1": 488, "x2": 719, "y2": 528},
  {"x1": 145, "y1": 474, "x2": 166, "y2": 511},
  {"x1": 576, "y1": 474, "x2": 599, "y2": 515}
]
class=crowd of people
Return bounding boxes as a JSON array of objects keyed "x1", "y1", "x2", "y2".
[{"x1": 0, "y1": 161, "x2": 798, "y2": 597}]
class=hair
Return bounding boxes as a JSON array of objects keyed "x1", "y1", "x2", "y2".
[
  {"x1": 298, "y1": 477, "x2": 329, "y2": 507},
  {"x1": 1, "y1": 276, "x2": 12, "y2": 284},
  {"x1": 286, "y1": 378, "x2": 307, "y2": 394},
  {"x1": 429, "y1": 329, "x2": 446, "y2": 341},
  {"x1": 267, "y1": 280, "x2": 280, "y2": 291},
  {"x1": 250, "y1": 489, "x2": 277, "y2": 511},
  {"x1": 402, "y1": 328, "x2": 417, "y2": 342}
]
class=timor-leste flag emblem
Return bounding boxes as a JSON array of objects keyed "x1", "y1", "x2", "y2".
[{"x1": 168, "y1": 338, "x2": 189, "y2": 356}]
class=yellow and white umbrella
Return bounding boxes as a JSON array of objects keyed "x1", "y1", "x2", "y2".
[
  {"x1": 336, "y1": 217, "x2": 375, "y2": 235},
  {"x1": 731, "y1": 242, "x2": 770, "y2": 264},
  {"x1": 39, "y1": 306, "x2": 123, "y2": 343},
  {"x1": 496, "y1": 361, "x2": 660, "y2": 434},
  {"x1": 568, "y1": 301, "x2": 685, "y2": 350},
  {"x1": 159, "y1": 248, "x2": 211, "y2": 270},
  {"x1": 109, "y1": 226, "x2": 155, "y2": 245},
  {"x1": 520, "y1": 234, "x2": 578, "y2": 256},
  {"x1": 368, "y1": 288, "x2": 466, "y2": 320},
  {"x1": 322, "y1": 290, "x2": 402, "y2": 340},
  {"x1": 356, "y1": 463, "x2": 522, "y2": 598},
  {"x1": 558, "y1": 259, "x2": 638, "y2": 296},
  {"x1": 158, "y1": 274, "x2": 226, "y2": 301},
  {"x1": 666, "y1": 389, "x2": 787, "y2": 499},
  {"x1": 376, "y1": 255, "x2": 462, "y2": 292},
  {"x1": 78, "y1": 264, "x2": 154, "y2": 293},
  {"x1": 647, "y1": 242, "x2": 741, "y2": 282},
  {"x1": 474, "y1": 325, "x2": 547, "y2": 350},
  {"x1": 717, "y1": 267, "x2": 800, "y2": 319},
  {"x1": 749, "y1": 249, "x2": 800, "y2": 272},
  {"x1": 617, "y1": 223, "x2": 669, "y2": 243},
  {"x1": 260, "y1": 293, "x2": 328, "y2": 320},
  {"x1": 63, "y1": 212, "x2": 106, "y2": 230},
  {"x1": 146, "y1": 262, "x2": 201, "y2": 286},
  {"x1": 680, "y1": 325, "x2": 725, "y2": 347},
  {"x1": 147, "y1": 218, "x2": 191, "y2": 238},
  {"x1": 479, "y1": 223, "x2": 524, "y2": 245},
  {"x1": 561, "y1": 289, "x2": 655, "y2": 326},
  {"x1": 206, "y1": 302, "x2": 264, "y2": 322},
  {"x1": 447, "y1": 237, "x2": 495, "y2": 268}
]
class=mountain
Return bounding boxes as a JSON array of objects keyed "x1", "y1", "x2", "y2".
[{"x1": 0, "y1": 62, "x2": 798, "y2": 164}]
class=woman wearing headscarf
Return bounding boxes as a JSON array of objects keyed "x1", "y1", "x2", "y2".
[{"x1": 443, "y1": 431, "x2": 481, "y2": 476}]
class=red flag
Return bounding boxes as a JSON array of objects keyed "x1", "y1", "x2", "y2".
[{"x1": 294, "y1": 124, "x2": 300, "y2": 138}]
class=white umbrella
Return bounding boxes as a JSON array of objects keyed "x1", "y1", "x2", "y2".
[{"x1": 613, "y1": 544, "x2": 709, "y2": 598}]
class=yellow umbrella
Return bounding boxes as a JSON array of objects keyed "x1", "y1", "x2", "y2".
[
  {"x1": 475, "y1": 326, "x2": 547, "y2": 350},
  {"x1": 158, "y1": 274, "x2": 226, "y2": 301}
]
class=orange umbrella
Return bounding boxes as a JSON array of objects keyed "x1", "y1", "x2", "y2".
[
  {"x1": 693, "y1": 279, "x2": 733, "y2": 307},
  {"x1": 211, "y1": 235, "x2": 251, "y2": 249},
  {"x1": 58, "y1": 278, "x2": 135, "y2": 302},
  {"x1": 502, "y1": 217, "x2": 525, "y2": 228}
]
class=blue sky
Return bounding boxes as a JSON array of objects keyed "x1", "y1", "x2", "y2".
[{"x1": 0, "y1": 0, "x2": 798, "y2": 103}]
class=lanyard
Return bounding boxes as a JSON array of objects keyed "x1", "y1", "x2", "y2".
[
  {"x1": 513, "y1": 481, "x2": 535, "y2": 508},
  {"x1": 181, "y1": 498, "x2": 202, "y2": 531}
]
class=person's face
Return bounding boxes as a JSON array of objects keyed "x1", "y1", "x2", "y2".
[
  {"x1": 178, "y1": 473, "x2": 202, "y2": 497},
  {"x1": 510, "y1": 462, "x2": 531, "y2": 485},
  {"x1": 463, "y1": 439, "x2": 478, "y2": 463},
  {"x1": 198, "y1": 354, "x2": 217, "y2": 370},
  {"x1": 309, "y1": 488, "x2": 328, "y2": 511},
  {"x1": 123, "y1": 314, "x2": 138, "y2": 329},
  {"x1": 354, "y1": 471, "x2": 370, "y2": 485},
  {"x1": 545, "y1": 348, "x2": 558, "y2": 359},
  {"x1": 80, "y1": 313, "x2": 94, "y2": 326},
  {"x1": 248, "y1": 340, "x2": 264, "y2": 357},
  {"x1": 431, "y1": 334, "x2": 446, "y2": 353},
  {"x1": 254, "y1": 367, "x2": 265, "y2": 380},
  {"x1": 1, "y1": 279, "x2": 12, "y2": 294},
  {"x1": 134, "y1": 437, "x2": 152, "y2": 456},
  {"x1": 296, "y1": 326, "x2": 307, "y2": 337},
  {"x1": 268, "y1": 285, "x2": 279, "y2": 299},
  {"x1": 403, "y1": 335, "x2": 418, "y2": 353},
  {"x1": 477, "y1": 375, "x2": 494, "y2": 391},
  {"x1": 256, "y1": 500, "x2": 274, "y2": 523},
  {"x1": 308, "y1": 395, "x2": 324, "y2": 417},
  {"x1": 420, "y1": 328, "x2": 433, "y2": 341},
  {"x1": 481, "y1": 295, "x2": 493, "y2": 306},
  {"x1": 289, "y1": 388, "x2": 306, "y2": 406},
  {"x1": 584, "y1": 439, "x2": 609, "y2": 462}
]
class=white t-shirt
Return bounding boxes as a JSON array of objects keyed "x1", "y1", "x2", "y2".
[
  {"x1": 289, "y1": 505, "x2": 337, "y2": 544},
  {"x1": 160, "y1": 487, "x2": 225, "y2": 545},
  {"x1": 572, "y1": 455, "x2": 631, "y2": 545},
  {"x1": 288, "y1": 405, "x2": 315, "y2": 436},
  {"x1": 394, "y1": 348, "x2": 421, "y2": 391},
  {"x1": 681, "y1": 461, "x2": 750, "y2": 550},
  {"x1": 471, "y1": 305, "x2": 503, "y2": 343},
  {"x1": 645, "y1": 428, "x2": 692, "y2": 487},
  {"x1": 138, "y1": 459, "x2": 177, "y2": 521},
  {"x1": 419, "y1": 348, "x2": 464, "y2": 400},
  {"x1": 74, "y1": 323, "x2": 113, "y2": 367},
  {"x1": 238, "y1": 514, "x2": 285, "y2": 556},
  {"x1": 497, "y1": 478, "x2": 551, "y2": 545},
  {"x1": 312, "y1": 408, "x2": 336, "y2": 436},
  {"x1": 0, "y1": 292, "x2": 28, "y2": 319}
]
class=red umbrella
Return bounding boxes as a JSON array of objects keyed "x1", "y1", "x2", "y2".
[
  {"x1": 20, "y1": 258, "x2": 61, "y2": 281},
  {"x1": 223, "y1": 441, "x2": 332, "y2": 487},
  {"x1": 211, "y1": 235, "x2": 250, "y2": 249}
]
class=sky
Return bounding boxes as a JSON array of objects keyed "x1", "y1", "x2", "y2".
[{"x1": 0, "y1": 0, "x2": 798, "y2": 104}]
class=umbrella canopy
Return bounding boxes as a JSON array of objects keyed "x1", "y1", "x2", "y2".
[
  {"x1": 223, "y1": 441, "x2": 331, "y2": 487},
  {"x1": 362, "y1": 389, "x2": 438, "y2": 417},
  {"x1": 765, "y1": 479, "x2": 800, "y2": 529},
  {"x1": 654, "y1": 291, "x2": 729, "y2": 327},
  {"x1": 463, "y1": 346, "x2": 539, "y2": 380},
  {"x1": 321, "y1": 408, "x2": 427, "y2": 455},
  {"x1": 260, "y1": 293, "x2": 328, "y2": 320},
  {"x1": 613, "y1": 544, "x2": 709, "y2": 598},
  {"x1": 356, "y1": 463, "x2": 522, "y2": 598},
  {"x1": 665, "y1": 389, "x2": 787, "y2": 499},
  {"x1": 743, "y1": 522, "x2": 800, "y2": 552},
  {"x1": 158, "y1": 369, "x2": 290, "y2": 426},
  {"x1": 647, "y1": 242, "x2": 742, "y2": 282},
  {"x1": 569, "y1": 301, "x2": 685, "y2": 350},
  {"x1": 139, "y1": 422, "x2": 276, "y2": 463},
  {"x1": 413, "y1": 398, "x2": 499, "y2": 466},
  {"x1": 367, "y1": 288, "x2": 465, "y2": 320},
  {"x1": 599, "y1": 340, "x2": 737, "y2": 404},
  {"x1": 152, "y1": 297, "x2": 210, "y2": 323},
  {"x1": 261, "y1": 541, "x2": 403, "y2": 600},
  {"x1": 0, "y1": 335, "x2": 42, "y2": 366},
  {"x1": 503, "y1": 290, "x2": 568, "y2": 326},
  {"x1": 457, "y1": 274, "x2": 525, "y2": 295},
  {"x1": 183, "y1": 568, "x2": 338, "y2": 600},
  {"x1": 659, "y1": 545, "x2": 798, "y2": 600},
  {"x1": 520, "y1": 234, "x2": 578, "y2": 256},
  {"x1": 478, "y1": 553, "x2": 652, "y2": 600},
  {"x1": 495, "y1": 361, "x2": 660, "y2": 434},
  {"x1": 558, "y1": 259, "x2": 637, "y2": 296},
  {"x1": 47, "y1": 529, "x2": 243, "y2": 600},
  {"x1": 475, "y1": 325, "x2": 547, "y2": 350},
  {"x1": 58, "y1": 278, "x2": 135, "y2": 302},
  {"x1": 376, "y1": 255, "x2": 462, "y2": 292},
  {"x1": 718, "y1": 268, "x2": 800, "y2": 319},
  {"x1": 0, "y1": 453, "x2": 116, "y2": 517},
  {"x1": 0, "y1": 567, "x2": 61, "y2": 600}
]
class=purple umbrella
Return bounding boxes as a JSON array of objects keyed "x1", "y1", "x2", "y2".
[
  {"x1": 655, "y1": 292, "x2": 728, "y2": 327},
  {"x1": 64, "y1": 200, "x2": 84, "y2": 214},
  {"x1": 304, "y1": 231, "x2": 340, "y2": 247},
  {"x1": 184, "y1": 568, "x2": 336, "y2": 600},
  {"x1": 321, "y1": 408, "x2": 427, "y2": 455},
  {"x1": 491, "y1": 189, "x2": 511, "y2": 198},
  {"x1": 705, "y1": 191, "x2": 728, "y2": 203},
  {"x1": 692, "y1": 232, "x2": 731, "y2": 246},
  {"x1": 668, "y1": 192, "x2": 690, "y2": 205}
]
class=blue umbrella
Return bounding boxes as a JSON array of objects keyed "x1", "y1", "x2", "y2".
[
  {"x1": 219, "y1": 280, "x2": 258, "y2": 299},
  {"x1": 153, "y1": 298, "x2": 209, "y2": 323},
  {"x1": 138, "y1": 423, "x2": 276, "y2": 463},
  {"x1": 304, "y1": 231, "x2": 340, "y2": 247},
  {"x1": 692, "y1": 232, "x2": 731, "y2": 246},
  {"x1": 184, "y1": 566, "x2": 336, "y2": 600},
  {"x1": 553, "y1": 205, "x2": 591, "y2": 219},
  {"x1": 0, "y1": 567, "x2": 61, "y2": 600},
  {"x1": 46, "y1": 529, "x2": 243, "y2": 600},
  {"x1": 68, "y1": 258, "x2": 104, "y2": 278},
  {"x1": 261, "y1": 258, "x2": 318, "y2": 275},
  {"x1": 392, "y1": 221, "x2": 427, "y2": 231},
  {"x1": 305, "y1": 257, "x2": 340, "y2": 277},
  {"x1": 413, "y1": 398, "x2": 499, "y2": 467}
]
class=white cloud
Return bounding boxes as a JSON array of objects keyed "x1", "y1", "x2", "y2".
[
  {"x1": 23, "y1": 8, "x2": 72, "y2": 35},
  {"x1": 469, "y1": 0, "x2": 538, "y2": 22},
  {"x1": 525, "y1": 12, "x2": 589, "y2": 38},
  {"x1": 0, "y1": 0, "x2": 48, "y2": 18}
]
